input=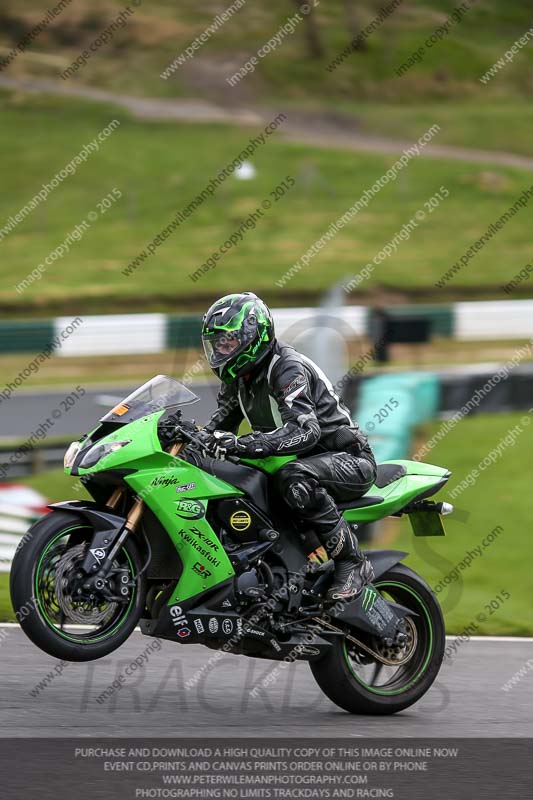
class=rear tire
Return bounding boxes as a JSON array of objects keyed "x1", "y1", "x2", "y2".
[
  {"x1": 10, "y1": 510, "x2": 147, "y2": 662},
  {"x1": 310, "y1": 563, "x2": 445, "y2": 714}
]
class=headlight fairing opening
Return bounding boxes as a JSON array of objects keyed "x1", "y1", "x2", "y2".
[
  {"x1": 78, "y1": 439, "x2": 132, "y2": 470},
  {"x1": 64, "y1": 441, "x2": 81, "y2": 469}
]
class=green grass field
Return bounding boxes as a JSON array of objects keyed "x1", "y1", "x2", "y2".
[
  {"x1": 354, "y1": 101, "x2": 533, "y2": 159},
  {"x1": 1, "y1": 0, "x2": 533, "y2": 314},
  {"x1": 393, "y1": 410, "x2": 531, "y2": 635},
  {"x1": 1, "y1": 92, "x2": 532, "y2": 315},
  {"x1": 3, "y1": 0, "x2": 533, "y2": 107},
  {"x1": 1, "y1": 411, "x2": 530, "y2": 633}
]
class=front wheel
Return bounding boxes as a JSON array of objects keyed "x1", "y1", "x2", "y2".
[
  {"x1": 310, "y1": 563, "x2": 445, "y2": 715},
  {"x1": 10, "y1": 510, "x2": 147, "y2": 662}
]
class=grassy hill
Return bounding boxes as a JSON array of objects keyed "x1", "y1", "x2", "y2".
[
  {"x1": 2, "y1": 0, "x2": 533, "y2": 103},
  {"x1": 1, "y1": 0, "x2": 532, "y2": 313},
  {"x1": 1, "y1": 0, "x2": 532, "y2": 159},
  {"x1": 1, "y1": 92, "x2": 532, "y2": 315}
]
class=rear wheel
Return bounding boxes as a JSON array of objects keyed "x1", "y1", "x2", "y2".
[
  {"x1": 10, "y1": 510, "x2": 147, "y2": 662},
  {"x1": 310, "y1": 563, "x2": 445, "y2": 714}
]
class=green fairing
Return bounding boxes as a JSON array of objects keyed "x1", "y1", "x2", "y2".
[
  {"x1": 66, "y1": 409, "x2": 448, "y2": 605},
  {"x1": 126, "y1": 463, "x2": 237, "y2": 604},
  {"x1": 343, "y1": 459, "x2": 449, "y2": 524},
  {"x1": 68, "y1": 410, "x2": 238, "y2": 604}
]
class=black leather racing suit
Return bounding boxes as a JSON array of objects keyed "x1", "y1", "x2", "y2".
[{"x1": 205, "y1": 340, "x2": 377, "y2": 539}]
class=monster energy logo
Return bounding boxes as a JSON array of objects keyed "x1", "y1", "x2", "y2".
[{"x1": 362, "y1": 587, "x2": 377, "y2": 612}]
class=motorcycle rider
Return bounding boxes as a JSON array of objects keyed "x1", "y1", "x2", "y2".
[{"x1": 197, "y1": 292, "x2": 377, "y2": 601}]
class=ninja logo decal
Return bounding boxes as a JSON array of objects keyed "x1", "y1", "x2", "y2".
[
  {"x1": 151, "y1": 476, "x2": 180, "y2": 488},
  {"x1": 175, "y1": 498, "x2": 205, "y2": 520}
]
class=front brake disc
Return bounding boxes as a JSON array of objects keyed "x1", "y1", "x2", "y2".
[{"x1": 54, "y1": 543, "x2": 117, "y2": 625}]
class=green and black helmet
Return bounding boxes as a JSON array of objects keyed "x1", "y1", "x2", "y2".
[{"x1": 202, "y1": 292, "x2": 275, "y2": 382}]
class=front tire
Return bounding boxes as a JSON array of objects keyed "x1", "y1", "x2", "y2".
[
  {"x1": 10, "y1": 510, "x2": 147, "y2": 662},
  {"x1": 310, "y1": 563, "x2": 445, "y2": 715}
]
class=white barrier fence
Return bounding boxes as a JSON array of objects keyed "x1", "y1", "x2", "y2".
[{"x1": 0, "y1": 504, "x2": 38, "y2": 573}]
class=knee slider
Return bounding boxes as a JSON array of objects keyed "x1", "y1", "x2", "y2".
[
  {"x1": 289, "y1": 478, "x2": 320, "y2": 511},
  {"x1": 277, "y1": 467, "x2": 320, "y2": 512}
]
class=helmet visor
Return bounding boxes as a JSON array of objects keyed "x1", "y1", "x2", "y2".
[{"x1": 203, "y1": 330, "x2": 252, "y2": 369}]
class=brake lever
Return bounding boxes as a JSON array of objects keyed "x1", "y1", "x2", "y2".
[
  {"x1": 211, "y1": 445, "x2": 242, "y2": 464},
  {"x1": 174, "y1": 425, "x2": 195, "y2": 443},
  {"x1": 175, "y1": 425, "x2": 243, "y2": 464}
]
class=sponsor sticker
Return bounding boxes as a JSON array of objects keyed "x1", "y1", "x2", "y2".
[
  {"x1": 362, "y1": 587, "x2": 378, "y2": 612},
  {"x1": 244, "y1": 626, "x2": 266, "y2": 639},
  {"x1": 193, "y1": 618, "x2": 205, "y2": 635},
  {"x1": 222, "y1": 619, "x2": 234, "y2": 635},
  {"x1": 175, "y1": 499, "x2": 205, "y2": 520},
  {"x1": 170, "y1": 605, "x2": 190, "y2": 635},
  {"x1": 190, "y1": 526, "x2": 218, "y2": 550},
  {"x1": 298, "y1": 645, "x2": 320, "y2": 656},
  {"x1": 176, "y1": 482, "x2": 196, "y2": 493},
  {"x1": 192, "y1": 561, "x2": 212, "y2": 579},
  {"x1": 230, "y1": 510, "x2": 252, "y2": 531},
  {"x1": 90, "y1": 547, "x2": 106, "y2": 562},
  {"x1": 177, "y1": 529, "x2": 221, "y2": 567},
  {"x1": 111, "y1": 403, "x2": 130, "y2": 417}
]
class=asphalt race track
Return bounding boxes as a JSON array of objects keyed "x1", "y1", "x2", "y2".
[
  {"x1": 2, "y1": 384, "x2": 532, "y2": 738},
  {"x1": 0, "y1": 628, "x2": 531, "y2": 737}
]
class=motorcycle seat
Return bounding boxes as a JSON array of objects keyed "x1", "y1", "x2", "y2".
[
  {"x1": 336, "y1": 464, "x2": 408, "y2": 510},
  {"x1": 337, "y1": 495, "x2": 384, "y2": 510},
  {"x1": 374, "y1": 462, "x2": 407, "y2": 488}
]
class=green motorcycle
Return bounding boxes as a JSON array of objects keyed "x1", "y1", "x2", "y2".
[{"x1": 11, "y1": 375, "x2": 453, "y2": 715}]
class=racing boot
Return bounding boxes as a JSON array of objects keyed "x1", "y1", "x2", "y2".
[{"x1": 319, "y1": 519, "x2": 374, "y2": 602}]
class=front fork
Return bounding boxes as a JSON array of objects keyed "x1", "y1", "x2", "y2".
[{"x1": 79, "y1": 441, "x2": 183, "y2": 591}]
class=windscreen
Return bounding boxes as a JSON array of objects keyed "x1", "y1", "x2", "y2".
[{"x1": 100, "y1": 375, "x2": 199, "y2": 424}]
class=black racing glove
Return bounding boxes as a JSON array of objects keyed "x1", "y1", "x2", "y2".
[
  {"x1": 193, "y1": 431, "x2": 278, "y2": 460},
  {"x1": 210, "y1": 431, "x2": 240, "y2": 459},
  {"x1": 203, "y1": 431, "x2": 276, "y2": 459},
  {"x1": 181, "y1": 427, "x2": 218, "y2": 458},
  {"x1": 188, "y1": 430, "x2": 240, "y2": 460},
  {"x1": 231, "y1": 432, "x2": 275, "y2": 458}
]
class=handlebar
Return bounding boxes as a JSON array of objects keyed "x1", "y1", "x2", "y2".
[{"x1": 170, "y1": 424, "x2": 242, "y2": 465}]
